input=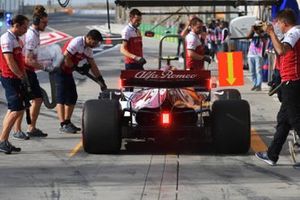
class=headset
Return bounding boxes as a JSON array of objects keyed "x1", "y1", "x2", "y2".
[{"x1": 32, "y1": 15, "x2": 40, "y2": 26}]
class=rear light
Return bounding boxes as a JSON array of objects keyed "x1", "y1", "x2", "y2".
[{"x1": 161, "y1": 111, "x2": 171, "y2": 126}]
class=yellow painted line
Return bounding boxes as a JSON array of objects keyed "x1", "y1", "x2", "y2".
[
  {"x1": 69, "y1": 140, "x2": 82, "y2": 157},
  {"x1": 251, "y1": 129, "x2": 268, "y2": 152}
]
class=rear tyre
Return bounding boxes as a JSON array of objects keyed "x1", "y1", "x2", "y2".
[
  {"x1": 82, "y1": 99, "x2": 122, "y2": 154},
  {"x1": 214, "y1": 89, "x2": 241, "y2": 100},
  {"x1": 212, "y1": 100, "x2": 250, "y2": 154}
]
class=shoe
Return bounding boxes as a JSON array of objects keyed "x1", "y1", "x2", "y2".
[
  {"x1": 59, "y1": 123, "x2": 77, "y2": 134},
  {"x1": 13, "y1": 131, "x2": 30, "y2": 140},
  {"x1": 69, "y1": 122, "x2": 81, "y2": 131},
  {"x1": 294, "y1": 142, "x2": 300, "y2": 153},
  {"x1": 27, "y1": 128, "x2": 48, "y2": 137},
  {"x1": 5, "y1": 140, "x2": 21, "y2": 152},
  {"x1": 0, "y1": 140, "x2": 12, "y2": 154},
  {"x1": 251, "y1": 86, "x2": 256, "y2": 91},
  {"x1": 255, "y1": 152, "x2": 276, "y2": 166},
  {"x1": 255, "y1": 87, "x2": 262, "y2": 91}
]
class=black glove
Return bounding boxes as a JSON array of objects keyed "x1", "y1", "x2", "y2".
[
  {"x1": 203, "y1": 56, "x2": 211, "y2": 64},
  {"x1": 135, "y1": 57, "x2": 147, "y2": 65},
  {"x1": 97, "y1": 75, "x2": 107, "y2": 91},
  {"x1": 74, "y1": 63, "x2": 91, "y2": 75}
]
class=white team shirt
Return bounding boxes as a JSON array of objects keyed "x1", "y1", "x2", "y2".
[
  {"x1": 23, "y1": 26, "x2": 40, "y2": 56},
  {"x1": 66, "y1": 36, "x2": 93, "y2": 59},
  {"x1": 282, "y1": 26, "x2": 300, "y2": 48},
  {"x1": 121, "y1": 23, "x2": 140, "y2": 41},
  {"x1": 1, "y1": 30, "x2": 21, "y2": 53},
  {"x1": 186, "y1": 31, "x2": 202, "y2": 51}
]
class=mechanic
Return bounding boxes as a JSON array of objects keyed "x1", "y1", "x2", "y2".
[
  {"x1": 255, "y1": 9, "x2": 300, "y2": 165},
  {"x1": 120, "y1": 9, "x2": 146, "y2": 70},
  {"x1": 0, "y1": 15, "x2": 29, "y2": 154},
  {"x1": 185, "y1": 17, "x2": 211, "y2": 70},
  {"x1": 12, "y1": 5, "x2": 50, "y2": 140},
  {"x1": 55, "y1": 29, "x2": 107, "y2": 134}
]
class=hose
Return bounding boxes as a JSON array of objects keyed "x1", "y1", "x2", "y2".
[{"x1": 40, "y1": 72, "x2": 57, "y2": 109}]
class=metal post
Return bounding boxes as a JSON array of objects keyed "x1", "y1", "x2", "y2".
[{"x1": 106, "y1": 0, "x2": 111, "y2": 33}]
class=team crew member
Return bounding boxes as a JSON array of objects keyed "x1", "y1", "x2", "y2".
[
  {"x1": 0, "y1": 15, "x2": 29, "y2": 154},
  {"x1": 55, "y1": 29, "x2": 107, "y2": 134},
  {"x1": 185, "y1": 17, "x2": 211, "y2": 70},
  {"x1": 120, "y1": 9, "x2": 146, "y2": 70},
  {"x1": 255, "y1": 9, "x2": 300, "y2": 165},
  {"x1": 13, "y1": 5, "x2": 49, "y2": 139}
]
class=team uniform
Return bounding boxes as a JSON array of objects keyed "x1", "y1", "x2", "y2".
[
  {"x1": 55, "y1": 36, "x2": 93, "y2": 105},
  {"x1": 23, "y1": 27, "x2": 43, "y2": 99},
  {"x1": 185, "y1": 31, "x2": 205, "y2": 70},
  {"x1": 266, "y1": 26, "x2": 300, "y2": 163},
  {"x1": 121, "y1": 23, "x2": 143, "y2": 70},
  {"x1": 0, "y1": 30, "x2": 25, "y2": 111}
]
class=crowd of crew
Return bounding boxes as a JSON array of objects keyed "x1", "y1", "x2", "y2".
[{"x1": 0, "y1": 7, "x2": 299, "y2": 166}]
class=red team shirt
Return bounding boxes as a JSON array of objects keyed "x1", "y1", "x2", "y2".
[
  {"x1": 280, "y1": 26, "x2": 300, "y2": 82},
  {"x1": 62, "y1": 36, "x2": 93, "y2": 74},
  {"x1": 0, "y1": 30, "x2": 25, "y2": 78},
  {"x1": 121, "y1": 23, "x2": 143, "y2": 64},
  {"x1": 185, "y1": 31, "x2": 205, "y2": 70}
]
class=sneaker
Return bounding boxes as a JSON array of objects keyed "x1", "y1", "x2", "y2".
[
  {"x1": 255, "y1": 152, "x2": 276, "y2": 166},
  {"x1": 294, "y1": 142, "x2": 300, "y2": 153},
  {"x1": 251, "y1": 86, "x2": 256, "y2": 91},
  {"x1": 59, "y1": 123, "x2": 77, "y2": 134},
  {"x1": 27, "y1": 128, "x2": 48, "y2": 137},
  {"x1": 5, "y1": 140, "x2": 21, "y2": 152},
  {"x1": 13, "y1": 131, "x2": 30, "y2": 140},
  {"x1": 255, "y1": 87, "x2": 262, "y2": 91},
  {"x1": 69, "y1": 122, "x2": 81, "y2": 131},
  {"x1": 0, "y1": 140, "x2": 12, "y2": 154}
]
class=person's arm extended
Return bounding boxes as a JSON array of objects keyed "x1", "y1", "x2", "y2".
[
  {"x1": 25, "y1": 50, "x2": 43, "y2": 69},
  {"x1": 266, "y1": 24, "x2": 291, "y2": 55},
  {"x1": 87, "y1": 57, "x2": 101, "y2": 77},
  {"x1": 3, "y1": 53, "x2": 25, "y2": 79},
  {"x1": 120, "y1": 40, "x2": 137, "y2": 60},
  {"x1": 63, "y1": 51, "x2": 74, "y2": 68}
]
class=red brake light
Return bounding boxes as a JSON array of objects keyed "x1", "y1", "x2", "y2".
[{"x1": 161, "y1": 112, "x2": 171, "y2": 126}]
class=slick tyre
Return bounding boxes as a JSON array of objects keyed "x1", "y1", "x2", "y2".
[
  {"x1": 82, "y1": 99, "x2": 122, "y2": 154},
  {"x1": 214, "y1": 89, "x2": 241, "y2": 100},
  {"x1": 212, "y1": 100, "x2": 250, "y2": 154}
]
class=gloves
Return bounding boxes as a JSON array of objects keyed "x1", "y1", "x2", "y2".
[
  {"x1": 74, "y1": 63, "x2": 91, "y2": 75},
  {"x1": 134, "y1": 56, "x2": 147, "y2": 65},
  {"x1": 203, "y1": 56, "x2": 211, "y2": 64},
  {"x1": 97, "y1": 75, "x2": 107, "y2": 91}
]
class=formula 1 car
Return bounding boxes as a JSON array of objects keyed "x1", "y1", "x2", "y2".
[{"x1": 81, "y1": 35, "x2": 251, "y2": 154}]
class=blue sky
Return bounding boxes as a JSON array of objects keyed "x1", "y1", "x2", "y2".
[{"x1": 24, "y1": 0, "x2": 107, "y2": 6}]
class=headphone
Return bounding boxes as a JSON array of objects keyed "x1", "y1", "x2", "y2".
[{"x1": 33, "y1": 15, "x2": 40, "y2": 26}]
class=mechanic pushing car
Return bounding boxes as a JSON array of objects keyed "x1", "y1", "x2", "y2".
[
  {"x1": 185, "y1": 17, "x2": 211, "y2": 70},
  {"x1": 12, "y1": 5, "x2": 50, "y2": 140},
  {"x1": 55, "y1": 29, "x2": 107, "y2": 134},
  {"x1": 0, "y1": 15, "x2": 29, "y2": 154},
  {"x1": 120, "y1": 9, "x2": 146, "y2": 70}
]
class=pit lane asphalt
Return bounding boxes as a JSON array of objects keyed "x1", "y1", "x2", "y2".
[{"x1": 0, "y1": 13, "x2": 300, "y2": 200}]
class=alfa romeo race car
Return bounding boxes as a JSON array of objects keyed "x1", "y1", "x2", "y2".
[{"x1": 82, "y1": 68, "x2": 251, "y2": 154}]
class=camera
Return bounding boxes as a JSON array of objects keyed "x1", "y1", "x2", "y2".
[{"x1": 253, "y1": 21, "x2": 268, "y2": 32}]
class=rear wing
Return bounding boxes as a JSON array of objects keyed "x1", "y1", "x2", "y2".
[{"x1": 120, "y1": 70, "x2": 211, "y2": 88}]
